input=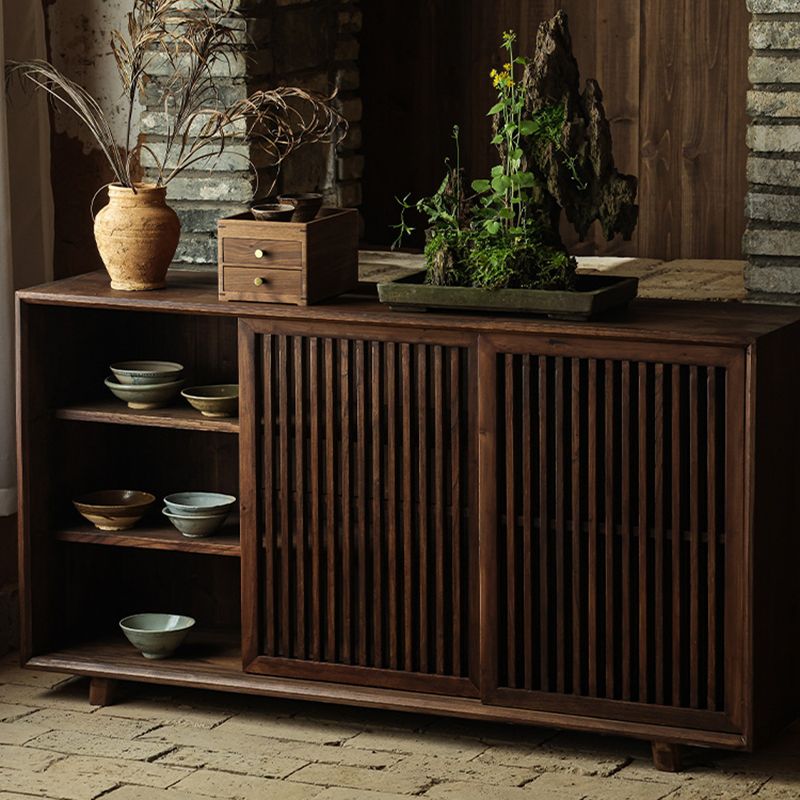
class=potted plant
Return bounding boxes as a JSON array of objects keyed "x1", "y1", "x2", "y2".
[
  {"x1": 382, "y1": 13, "x2": 639, "y2": 320},
  {"x1": 7, "y1": 0, "x2": 345, "y2": 291}
]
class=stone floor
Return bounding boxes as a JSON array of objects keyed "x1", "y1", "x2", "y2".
[
  {"x1": 358, "y1": 251, "x2": 748, "y2": 303},
  {"x1": 0, "y1": 654, "x2": 798, "y2": 800}
]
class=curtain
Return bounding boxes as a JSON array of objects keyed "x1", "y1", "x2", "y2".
[{"x1": 0, "y1": 1, "x2": 54, "y2": 517}]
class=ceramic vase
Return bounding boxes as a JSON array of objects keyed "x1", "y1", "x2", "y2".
[{"x1": 94, "y1": 183, "x2": 181, "y2": 291}]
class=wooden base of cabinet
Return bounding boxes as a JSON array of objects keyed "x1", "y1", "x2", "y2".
[
  {"x1": 651, "y1": 741, "x2": 684, "y2": 772},
  {"x1": 88, "y1": 677, "x2": 122, "y2": 707},
  {"x1": 26, "y1": 632, "x2": 747, "y2": 754}
]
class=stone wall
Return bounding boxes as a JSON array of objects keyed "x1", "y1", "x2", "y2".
[
  {"x1": 142, "y1": 0, "x2": 363, "y2": 270},
  {"x1": 745, "y1": 0, "x2": 800, "y2": 301}
]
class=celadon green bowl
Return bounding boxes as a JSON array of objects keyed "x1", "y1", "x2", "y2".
[{"x1": 119, "y1": 613, "x2": 195, "y2": 659}]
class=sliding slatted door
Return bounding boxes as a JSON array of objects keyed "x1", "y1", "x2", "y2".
[
  {"x1": 240, "y1": 319, "x2": 479, "y2": 697},
  {"x1": 478, "y1": 334, "x2": 746, "y2": 733}
]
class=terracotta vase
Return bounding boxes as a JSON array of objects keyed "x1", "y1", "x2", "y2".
[{"x1": 94, "y1": 183, "x2": 181, "y2": 291}]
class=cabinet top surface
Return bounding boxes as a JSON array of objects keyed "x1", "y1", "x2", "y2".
[{"x1": 17, "y1": 269, "x2": 800, "y2": 346}]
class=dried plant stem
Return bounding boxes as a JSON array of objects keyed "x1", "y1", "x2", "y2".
[{"x1": 6, "y1": 0, "x2": 347, "y2": 193}]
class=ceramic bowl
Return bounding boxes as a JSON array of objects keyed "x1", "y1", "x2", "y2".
[
  {"x1": 105, "y1": 376, "x2": 184, "y2": 410},
  {"x1": 251, "y1": 203, "x2": 295, "y2": 222},
  {"x1": 110, "y1": 361, "x2": 184, "y2": 385},
  {"x1": 163, "y1": 492, "x2": 237, "y2": 516},
  {"x1": 278, "y1": 192, "x2": 323, "y2": 223},
  {"x1": 181, "y1": 384, "x2": 239, "y2": 418},
  {"x1": 73, "y1": 489, "x2": 155, "y2": 531},
  {"x1": 119, "y1": 613, "x2": 195, "y2": 659},
  {"x1": 162, "y1": 507, "x2": 229, "y2": 538}
]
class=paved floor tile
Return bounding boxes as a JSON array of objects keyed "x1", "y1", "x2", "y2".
[
  {"x1": 94, "y1": 698, "x2": 233, "y2": 729},
  {"x1": 173, "y1": 768, "x2": 323, "y2": 799},
  {"x1": 343, "y1": 729, "x2": 489, "y2": 761},
  {"x1": 18, "y1": 708, "x2": 158, "y2": 739},
  {"x1": 524, "y1": 772, "x2": 677, "y2": 799},
  {"x1": 156, "y1": 744, "x2": 309, "y2": 778},
  {"x1": 0, "y1": 702, "x2": 36, "y2": 723},
  {"x1": 0, "y1": 720, "x2": 51, "y2": 745},
  {"x1": 26, "y1": 729, "x2": 174, "y2": 760}
]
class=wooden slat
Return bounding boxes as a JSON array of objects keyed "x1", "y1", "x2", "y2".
[
  {"x1": 604, "y1": 360, "x2": 614, "y2": 698},
  {"x1": 689, "y1": 365, "x2": 700, "y2": 709},
  {"x1": 620, "y1": 361, "x2": 632, "y2": 701},
  {"x1": 587, "y1": 358, "x2": 597, "y2": 697},
  {"x1": 324, "y1": 338, "x2": 336, "y2": 662},
  {"x1": 278, "y1": 336, "x2": 291, "y2": 658},
  {"x1": 293, "y1": 336, "x2": 306, "y2": 660},
  {"x1": 401, "y1": 343, "x2": 413, "y2": 672},
  {"x1": 671, "y1": 363, "x2": 682, "y2": 707},
  {"x1": 417, "y1": 344, "x2": 429, "y2": 673},
  {"x1": 707, "y1": 367, "x2": 717, "y2": 711},
  {"x1": 637, "y1": 363, "x2": 649, "y2": 703},
  {"x1": 450, "y1": 348, "x2": 462, "y2": 677},
  {"x1": 309, "y1": 337, "x2": 321, "y2": 661},
  {"x1": 355, "y1": 340, "x2": 368, "y2": 666},
  {"x1": 654, "y1": 363, "x2": 665, "y2": 705},
  {"x1": 570, "y1": 357, "x2": 581, "y2": 696},
  {"x1": 263, "y1": 335, "x2": 275, "y2": 655},
  {"x1": 538, "y1": 355, "x2": 550, "y2": 692},
  {"x1": 386, "y1": 342, "x2": 398, "y2": 671},
  {"x1": 505, "y1": 354, "x2": 516, "y2": 687},
  {"x1": 555, "y1": 357, "x2": 566, "y2": 694},
  {"x1": 340, "y1": 339, "x2": 352, "y2": 664},
  {"x1": 434, "y1": 346, "x2": 446, "y2": 675},
  {"x1": 523, "y1": 355, "x2": 534, "y2": 691},
  {"x1": 371, "y1": 341, "x2": 383, "y2": 668}
]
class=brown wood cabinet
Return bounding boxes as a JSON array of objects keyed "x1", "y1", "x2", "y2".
[{"x1": 16, "y1": 270, "x2": 800, "y2": 770}]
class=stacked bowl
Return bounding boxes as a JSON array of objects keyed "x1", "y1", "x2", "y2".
[
  {"x1": 162, "y1": 492, "x2": 236, "y2": 538},
  {"x1": 105, "y1": 361, "x2": 185, "y2": 409}
]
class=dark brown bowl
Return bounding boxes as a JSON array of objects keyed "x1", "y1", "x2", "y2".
[
  {"x1": 73, "y1": 489, "x2": 156, "y2": 531},
  {"x1": 251, "y1": 204, "x2": 295, "y2": 222},
  {"x1": 278, "y1": 193, "x2": 323, "y2": 223}
]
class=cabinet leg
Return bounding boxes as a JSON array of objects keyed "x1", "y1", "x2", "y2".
[
  {"x1": 651, "y1": 741, "x2": 684, "y2": 772},
  {"x1": 89, "y1": 677, "x2": 121, "y2": 707}
]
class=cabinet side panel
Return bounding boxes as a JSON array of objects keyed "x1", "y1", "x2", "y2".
[
  {"x1": 16, "y1": 300, "x2": 57, "y2": 659},
  {"x1": 239, "y1": 320, "x2": 261, "y2": 666},
  {"x1": 751, "y1": 323, "x2": 800, "y2": 745}
]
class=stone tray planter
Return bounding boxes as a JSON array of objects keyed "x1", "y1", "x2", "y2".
[{"x1": 377, "y1": 271, "x2": 639, "y2": 321}]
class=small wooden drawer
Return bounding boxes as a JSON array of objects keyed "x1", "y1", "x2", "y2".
[
  {"x1": 218, "y1": 208, "x2": 358, "y2": 305},
  {"x1": 222, "y1": 239, "x2": 302, "y2": 270},
  {"x1": 221, "y1": 266, "x2": 302, "y2": 303}
]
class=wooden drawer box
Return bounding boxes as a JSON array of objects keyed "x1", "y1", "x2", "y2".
[{"x1": 218, "y1": 208, "x2": 358, "y2": 305}]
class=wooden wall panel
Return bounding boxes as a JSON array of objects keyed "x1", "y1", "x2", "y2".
[{"x1": 361, "y1": 0, "x2": 749, "y2": 261}]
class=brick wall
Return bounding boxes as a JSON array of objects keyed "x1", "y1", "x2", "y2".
[
  {"x1": 142, "y1": 0, "x2": 362, "y2": 270},
  {"x1": 745, "y1": 1, "x2": 800, "y2": 301}
]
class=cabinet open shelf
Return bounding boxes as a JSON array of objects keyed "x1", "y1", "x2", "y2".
[
  {"x1": 55, "y1": 515, "x2": 241, "y2": 557},
  {"x1": 29, "y1": 628, "x2": 242, "y2": 683},
  {"x1": 54, "y1": 401, "x2": 239, "y2": 434}
]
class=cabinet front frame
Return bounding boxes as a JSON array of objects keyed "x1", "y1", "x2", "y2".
[
  {"x1": 476, "y1": 332, "x2": 748, "y2": 737},
  {"x1": 238, "y1": 318, "x2": 481, "y2": 697}
]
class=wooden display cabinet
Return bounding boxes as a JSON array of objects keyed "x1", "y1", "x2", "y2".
[{"x1": 16, "y1": 270, "x2": 800, "y2": 771}]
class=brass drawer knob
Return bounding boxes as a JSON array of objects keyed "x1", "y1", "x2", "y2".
[
  {"x1": 254, "y1": 249, "x2": 265, "y2": 259},
  {"x1": 254, "y1": 277, "x2": 266, "y2": 287}
]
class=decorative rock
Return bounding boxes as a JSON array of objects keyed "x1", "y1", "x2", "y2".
[
  {"x1": 747, "y1": 156, "x2": 800, "y2": 188},
  {"x1": 747, "y1": 125, "x2": 800, "y2": 153},
  {"x1": 521, "y1": 11, "x2": 638, "y2": 244}
]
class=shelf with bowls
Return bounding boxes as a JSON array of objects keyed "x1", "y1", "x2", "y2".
[
  {"x1": 54, "y1": 401, "x2": 239, "y2": 433},
  {"x1": 54, "y1": 513, "x2": 241, "y2": 556}
]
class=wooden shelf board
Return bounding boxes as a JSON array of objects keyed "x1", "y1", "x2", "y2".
[
  {"x1": 54, "y1": 401, "x2": 239, "y2": 434},
  {"x1": 55, "y1": 516, "x2": 241, "y2": 557},
  {"x1": 25, "y1": 630, "x2": 745, "y2": 751}
]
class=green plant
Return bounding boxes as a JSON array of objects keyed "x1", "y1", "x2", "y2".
[{"x1": 392, "y1": 30, "x2": 578, "y2": 292}]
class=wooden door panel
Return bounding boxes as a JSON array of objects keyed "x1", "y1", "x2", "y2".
[
  {"x1": 240, "y1": 320, "x2": 479, "y2": 696},
  {"x1": 479, "y1": 334, "x2": 746, "y2": 732}
]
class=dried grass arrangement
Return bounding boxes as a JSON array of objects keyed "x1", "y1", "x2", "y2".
[{"x1": 6, "y1": 0, "x2": 347, "y2": 192}]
